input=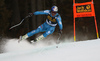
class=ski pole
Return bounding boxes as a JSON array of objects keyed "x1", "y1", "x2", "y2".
[
  {"x1": 56, "y1": 33, "x2": 61, "y2": 48},
  {"x1": 56, "y1": 33, "x2": 61, "y2": 44},
  {"x1": 9, "y1": 13, "x2": 32, "y2": 30}
]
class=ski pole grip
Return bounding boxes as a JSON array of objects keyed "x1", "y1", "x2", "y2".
[{"x1": 27, "y1": 13, "x2": 34, "y2": 17}]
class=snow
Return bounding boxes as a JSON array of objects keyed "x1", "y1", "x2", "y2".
[{"x1": 0, "y1": 39, "x2": 100, "y2": 61}]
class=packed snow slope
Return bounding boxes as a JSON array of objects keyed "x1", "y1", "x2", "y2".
[{"x1": 0, "y1": 39, "x2": 100, "y2": 61}]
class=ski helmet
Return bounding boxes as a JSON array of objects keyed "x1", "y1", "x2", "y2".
[{"x1": 51, "y1": 6, "x2": 58, "y2": 12}]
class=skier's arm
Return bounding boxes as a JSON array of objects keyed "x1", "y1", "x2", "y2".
[
  {"x1": 33, "y1": 10, "x2": 50, "y2": 15},
  {"x1": 56, "y1": 15, "x2": 63, "y2": 30}
]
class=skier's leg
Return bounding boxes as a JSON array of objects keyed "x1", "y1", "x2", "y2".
[
  {"x1": 43, "y1": 27, "x2": 55, "y2": 37},
  {"x1": 19, "y1": 24, "x2": 44, "y2": 41},
  {"x1": 27, "y1": 25, "x2": 43, "y2": 37},
  {"x1": 34, "y1": 26, "x2": 55, "y2": 42}
]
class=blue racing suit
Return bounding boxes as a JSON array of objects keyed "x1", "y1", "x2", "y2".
[{"x1": 27, "y1": 10, "x2": 63, "y2": 37}]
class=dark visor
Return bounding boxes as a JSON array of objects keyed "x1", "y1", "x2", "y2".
[{"x1": 51, "y1": 11, "x2": 57, "y2": 14}]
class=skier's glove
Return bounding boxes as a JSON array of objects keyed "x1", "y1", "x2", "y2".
[
  {"x1": 58, "y1": 29, "x2": 62, "y2": 34},
  {"x1": 28, "y1": 13, "x2": 33, "y2": 17}
]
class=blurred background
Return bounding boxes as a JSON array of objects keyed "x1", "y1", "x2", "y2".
[{"x1": 0, "y1": 0, "x2": 100, "y2": 42}]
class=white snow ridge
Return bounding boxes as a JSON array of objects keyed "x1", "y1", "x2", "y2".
[{"x1": 0, "y1": 39, "x2": 100, "y2": 61}]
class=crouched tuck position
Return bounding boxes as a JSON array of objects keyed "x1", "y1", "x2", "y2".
[{"x1": 19, "y1": 6, "x2": 63, "y2": 43}]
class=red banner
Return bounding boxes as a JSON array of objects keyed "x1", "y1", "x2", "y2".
[
  {"x1": 73, "y1": 0, "x2": 99, "y2": 41},
  {"x1": 73, "y1": 1, "x2": 95, "y2": 18}
]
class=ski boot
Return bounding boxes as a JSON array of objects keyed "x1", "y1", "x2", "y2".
[
  {"x1": 18, "y1": 34, "x2": 28, "y2": 43},
  {"x1": 30, "y1": 35, "x2": 45, "y2": 44}
]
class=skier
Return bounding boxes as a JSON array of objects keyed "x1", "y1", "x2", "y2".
[{"x1": 19, "y1": 6, "x2": 63, "y2": 43}]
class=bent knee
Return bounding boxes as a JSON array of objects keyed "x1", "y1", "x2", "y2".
[{"x1": 43, "y1": 31, "x2": 54, "y2": 37}]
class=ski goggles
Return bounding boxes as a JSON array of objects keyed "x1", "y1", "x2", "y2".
[{"x1": 51, "y1": 11, "x2": 57, "y2": 14}]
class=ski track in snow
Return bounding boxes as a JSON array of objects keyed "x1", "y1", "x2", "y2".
[{"x1": 0, "y1": 39, "x2": 100, "y2": 61}]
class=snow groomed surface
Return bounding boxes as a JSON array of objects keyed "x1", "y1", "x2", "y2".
[{"x1": 0, "y1": 39, "x2": 100, "y2": 61}]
